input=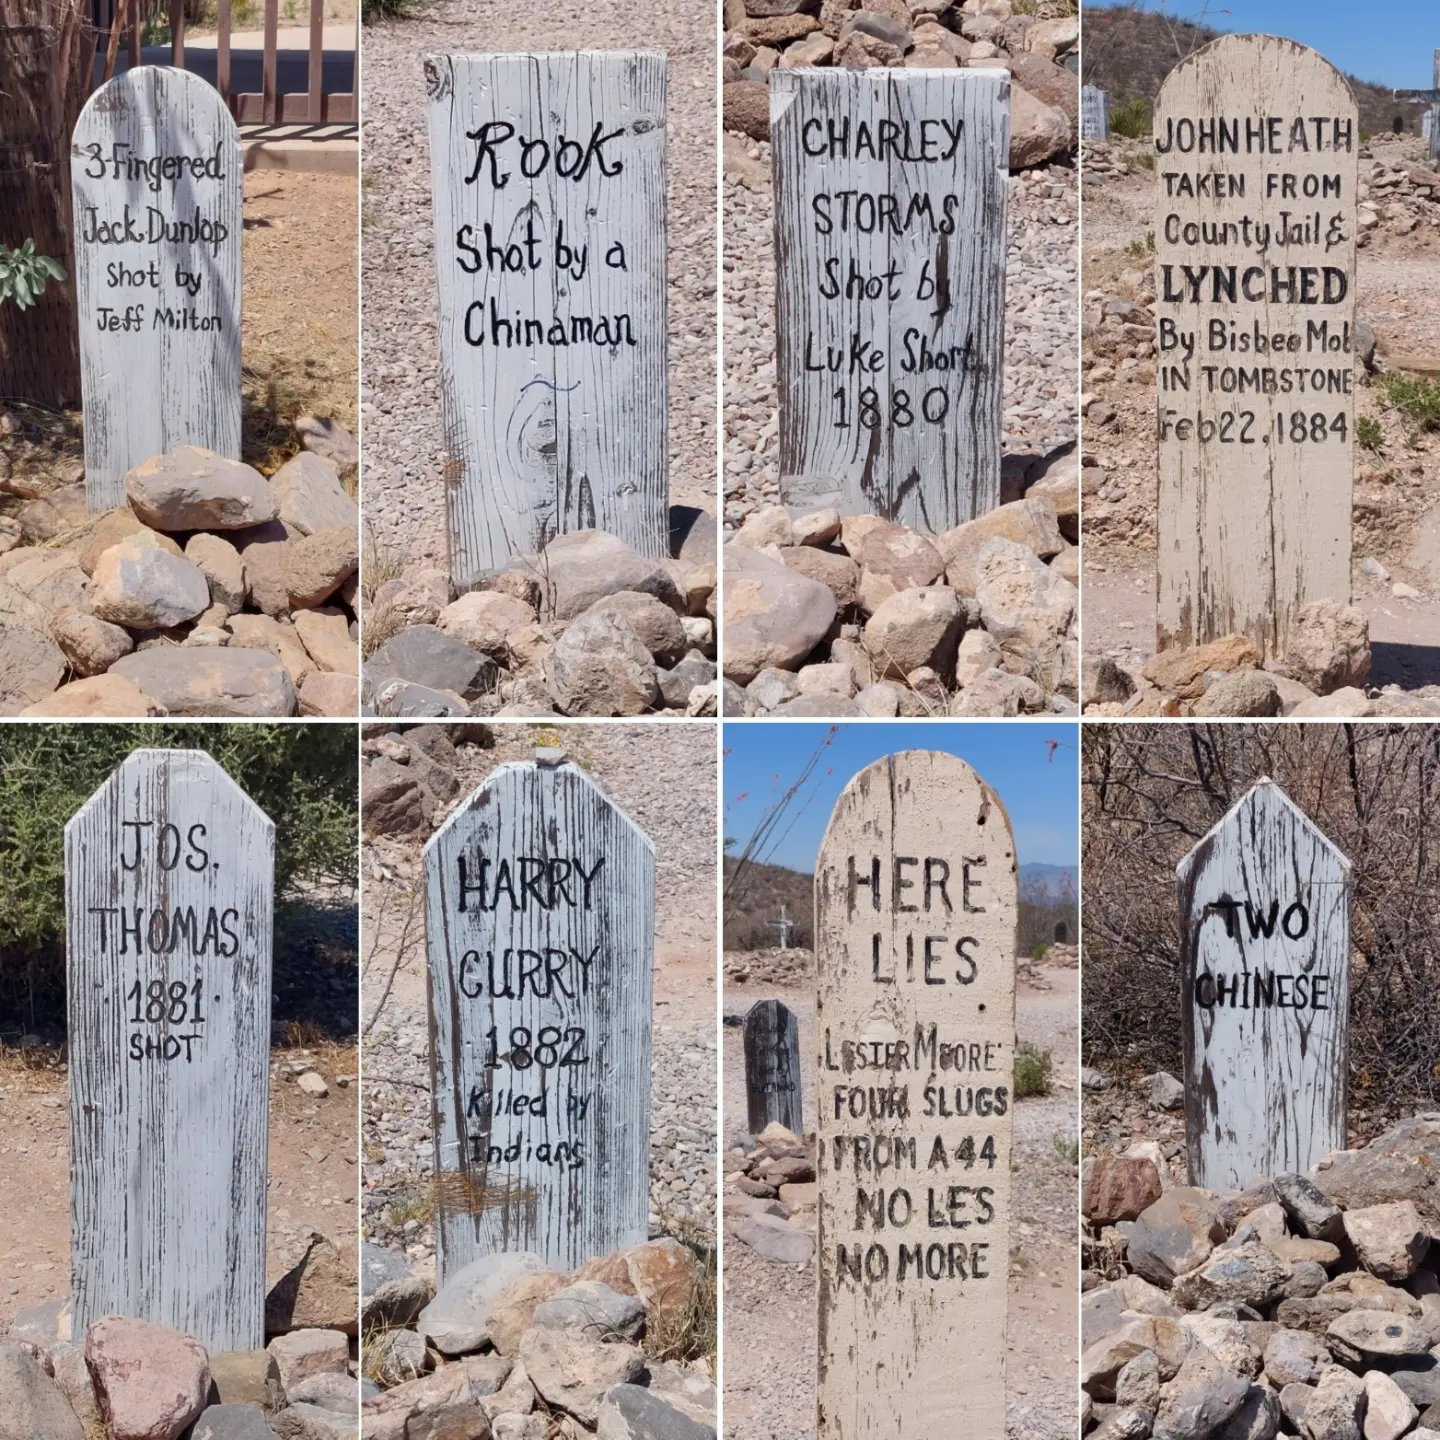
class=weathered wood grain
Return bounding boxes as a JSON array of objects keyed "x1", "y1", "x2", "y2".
[
  {"x1": 814, "y1": 752, "x2": 1016, "y2": 1440},
  {"x1": 71, "y1": 68, "x2": 242, "y2": 512},
  {"x1": 1178, "y1": 779, "x2": 1351, "y2": 1191},
  {"x1": 426, "y1": 53, "x2": 669, "y2": 586},
  {"x1": 1154, "y1": 36, "x2": 1358, "y2": 659},
  {"x1": 744, "y1": 997, "x2": 803, "y2": 1137},
  {"x1": 424, "y1": 759, "x2": 655, "y2": 1281},
  {"x1": 1081, "y1": 86, "x2": 1109, "y2": 140},
  {"x1": 771, "y1": 70, "x2": 1009, "y2": 534},
  {"x1": 67, "y1": 749, "x2": 274, "y2": 1352}
]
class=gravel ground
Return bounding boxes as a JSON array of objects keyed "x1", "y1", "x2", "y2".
[
  {"x1": 359, "y1": 2, "x2": 717, "y2": 572},
  {"x1": 720, "y1": 961, "x2": 1078, "y2": 1440},
  {"x1": 721, "y1": 138, "x2": 1079, "y2": 530},
  {"x1": 361, "y1": 723, "x2": 719, "y2": 1270}
]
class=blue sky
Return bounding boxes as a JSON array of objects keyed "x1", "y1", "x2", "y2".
[
  {"x1": 1093, "y1": 0, "x2": 1437, "y2": 90},
  {"x1": 723, "y1": 723, "x2": 1079, "y2": 876}
]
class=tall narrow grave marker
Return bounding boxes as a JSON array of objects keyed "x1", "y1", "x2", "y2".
[
  {"x1": 814, "y1": 752, "x2": 1016, "y2": 1440},
  {"x1": 744, "y1": 998, "x2": 802, "y2": 1137},
  {"x1": 1080, "y1": 85, "x2": 1109, "y2": 140},
  {"x1": 427, "y1": 52, "x2": 669, "y2": 586},
  {"x1": 1154, "y1": 37, "x2": 1358, "y2": 658},
  {"x1": 67, "y1": 750, "x2": 273, "y2": 1352},
  {"x1": 424, "y1": 759, "x2": 655, "y2": 1280},
  {"x1": 71, "y1": 68, "x2": 242, "y2": 512},
  {"x1": 771, "y1": 70, "x2": 1010, "y2": 534},
  {"x1": 1178, "y1": 779, "x2": 1350, "y2": 1191}
]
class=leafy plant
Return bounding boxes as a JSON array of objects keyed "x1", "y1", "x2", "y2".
[
  {"x1": 0, "y1": 241, "x2": 66, "y2": 311},
  {"x1": 1052, "y1": 1133, "x2": 1080, "y2": 1165},
  {"x1": 1109, "y1": 96, "x2": 1152, "y2": 141},
  {"x1": 1030, "y1": 941, "x2": 1049, "y2": 962},
  {"x1": 1124, "y1": 231, "x2": 1157, "y2": 259},
  {"x1": 1378, "y1": 371, "x2": 1440, "y2": 433},
  {"x1": 1356, "y1": 415, "x2": 1384, "y2": 454},
  {"x1": 1014, "y1": 1043, "x2": 1053, "y2": 1098}
]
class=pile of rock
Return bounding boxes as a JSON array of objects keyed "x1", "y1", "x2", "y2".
[
  {"x1": 721, "y1": 0, "x2": 1078, "y2": 172},
  {"x1": 1082, "y1": 1114, "x2": 1440, "y2": 1440},
  {"x1": 723, "y1": 1122, "x2": 818, "y2": 1268},
  {"x1": 721, "y1": 466, "x2": 1080, "y2": 715},
  {"x1": 361, "y1": 1239, "x2": 715, "y2": 1439},
  {"x1": 0, "y1": 426, "x2": 359, "y2": 718},
  {"x1": 722, "y1": 947, "x2": 814, "y2": 986},
  {"x1": 1075, "y1": 615, "x2": 1440, "y2": 718},
  {"x1": 358, "y1": 723, "x2": 487, "y2": 838},
  {"x1": 6, "y1": 1232, "x2": 359, "y2": 1439},
  {"x1": 363, "y1": 521, "x2": 718, "y2": 719},
  {"x1": 1356, "y1": 158, "x2": 1440, "y2": 245}
]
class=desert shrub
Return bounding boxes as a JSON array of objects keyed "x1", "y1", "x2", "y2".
[
  {"x1": 1356, "y1": 415, "x2": 1384, "y2": 453},
  {"x1": 1378, "y1": 371, "x2": 1440, "y2": 433},
  {"x1": 1109, "y1": 97, "x2": 1152, "y2": 141},
  {"x1": 1015, "y1": 1044, "x2": 1053, "y2": 1098},
  {"x1": 1083, "y1": 724, "x2": 1440, "y2": 1125}
]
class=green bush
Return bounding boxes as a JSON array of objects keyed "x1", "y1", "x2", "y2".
[
  {"x1": 1378, "y1": 371, "x2": 1440, "y2": 432},
  {"x1": 0, "y1": 725, "x2": 355, "y2": 1025},
  {"x1": 1356, "y1": 415, "x2": 1384, "y2": 453},
  {"x1": 1014, "y1": 1043, "x2": 1053, "y2": 1098},
  {"x1": 1109, "y1": 97, "x2": 1152, "y2": 141},
  {"x1": 0, "y1": 241, "x2": 65, "y2": 311}
]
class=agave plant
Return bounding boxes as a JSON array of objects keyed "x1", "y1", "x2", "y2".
[{"x1": 0, "y1": 239, "x2": 67, "y2": 311}]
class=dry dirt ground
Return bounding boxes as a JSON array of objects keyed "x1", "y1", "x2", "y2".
[
  {"x1": 1081, "y1": 134, "x2": 1440, "y2": 691},
  {"x1": 0, "y1": 167, "x2": 357, "y2": 495},
  {"x1": 0, "y1": 1041, "x2": 360, "y2": 1332},
  {"x1": 360, "y1": 723, "x2": 719, "y2": 1268},
  {"x1": 721, "y1": 957, "x2": 1079, "y2": 1440},
  {"x1": 240, "y1": 168, "x2": 360, "y2": 471}
]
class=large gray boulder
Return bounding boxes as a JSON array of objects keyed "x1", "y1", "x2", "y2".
[
  {"x1": 722, "y1": 544, "x2": 836, "y2": 686},
  {"x1": 110, "y1": 647, "x2": 298, "y2": 717},
  {"x1": 417, "y1": 1252, "x2": 547, "y2": 1356},
  {"x1": 124, "y1": 447, "x2": 279, "y2": 531}
]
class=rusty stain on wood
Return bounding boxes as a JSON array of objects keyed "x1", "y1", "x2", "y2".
[
  {"x1": 1154, "y1": 36, "x2": 1358, "y2": 658},
  {"x1": 424, "y1": 760, "x2": 655, "y2": 1281},
  {"x1": 71, "y1": 68, "x2": 242, "y2": 511},
  {"x1": 1178, "y1": 778, "x2": 1351, "y2": 1191},
  {"x1": 426, "y1": 53, "x2": 669, "y2": 587},
  {"x1": 771, "y1": 70, "x2": 1009, "y2": 533},
  {"x1": 814, "y1": 751, "x2": 1015, "y2": 1440},
  {"x1": 67, "y1": 749, "x2": 273, "y2": 1353}
]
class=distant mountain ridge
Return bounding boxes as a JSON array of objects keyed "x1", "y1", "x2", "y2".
[{"x1": 1081, "y1": 7, "x2": 1431, "y2": 139}]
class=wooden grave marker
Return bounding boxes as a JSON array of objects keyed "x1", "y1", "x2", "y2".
[
  {"x1": 744, "y1": 998, "x2": 803, "y2": 1137},
  {"x1": 814, "y1": 751, "x2": 1016, "y2": 1440},
  {"x1": 71, "y1": 68, "x2": 242, "y2": 512},
  {"x1": 67, "y1": 749, "x2": 273, "y2": 1352},
  {"x1": 423, "y1": 757, "x2": 655, "y2": 1280},
  {"x1": 771, "y1": 70, "x2": 1010, "y2": 534},
  {"x1": 426, "y1": 52, "x2": 669, "y2": 587},
  {"x1": 1395, "y1": 50, "x2": 1440, "y2": 163},
  {"x1": 1177, "y1": 778, "x2": 1351, "y2": 1191},
  {"x1": 1080, "y1": 85, "x2": 1109, "y2": 141},
  {"x1": 1154, "y1": 36, "x2": 1358, "y2": 659}
]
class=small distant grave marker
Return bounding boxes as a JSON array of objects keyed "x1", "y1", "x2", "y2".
[
  {"x1": 1178, "y1": 778, "x2": 1351, "y2": 1191},
  {"x1": 67, "y1": 750, "x2": 273, "y2": 1352},
  {"x1": 1395, "y1": 51, "x2": 1440, "y2": 161},
  {"x1": 424, "y1": 758, "x2": 655, "y2": 1280},
  {"x1": 814, "y1": 751, "x2": 1016, "y2": 1439},
  {"x1": 70, "y1": 68, "x2": 242, "y2": 512},
  {"x1": 744, "y1": 998, "x2": 802, "y2": 1137},
  {"x1": 426, "y1": 52, "x2": 669, "y2": 587},
  {"x1": 771, "y1": 69, "x2": 1010, "y2": 534},
  {"x1": 1154, "y1": 36, "x2": 1358, "y2": 658},
  {"x1": 1080, "y1": 85, "x2": 1109, "y2": 141}
]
